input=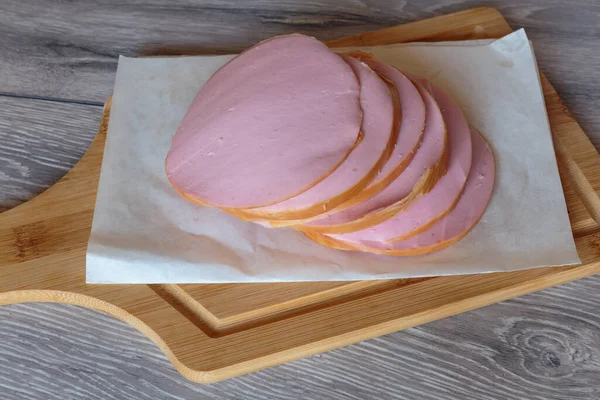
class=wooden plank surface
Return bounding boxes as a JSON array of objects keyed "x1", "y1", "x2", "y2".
[
  {"x1": 1, "y1": 0, "x2": 599, "y2": 147},
  {"x1": 2, "y1": 277, "x2": 600, "y2": 400},
  {"x1": 0, "y1": 98, "x2": 101, "y2": 212},
  {"x1": 1, "y1": 1, "x2": 600, "y2": 398}
]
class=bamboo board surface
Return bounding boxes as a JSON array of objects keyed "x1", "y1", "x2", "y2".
[{"x1": 1, "y1": 7, "x2": 599, "y2": 383}]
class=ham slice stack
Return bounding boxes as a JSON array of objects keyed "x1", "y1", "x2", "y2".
[{"x1": 166, "y1": 34, "x2": 496, "y2": 257}]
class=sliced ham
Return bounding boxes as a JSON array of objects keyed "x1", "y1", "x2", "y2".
[
  {"x1": 260, "y1": 58, "x2": 426, "y2": 227},
  {"x1": 327, "y1": 81, "x2": 472, "y2": 244},
  {"x1": 305, "y1": 128, "x2": 495, "y2": 255},
  {"x1": 299, "y1": 76, "x2": 447, "y2": 233},
  {"x1": 224, "y1": 55, "x2": 396, "y2": 220},
  {"x1": 165, "y1": 34, "x2": 496, "y2": 259},
  {"x1": 341, "y1": 59, "x2": 426, "y2": 207},
  {"x1": 166, "y1": 34, "x2": 363, "y2": 209}
]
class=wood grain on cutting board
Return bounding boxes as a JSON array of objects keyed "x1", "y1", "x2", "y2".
[{"x1": 1, "y1": 8, "x2": 600, "y2": 383}]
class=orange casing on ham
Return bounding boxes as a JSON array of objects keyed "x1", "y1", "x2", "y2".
[{"x1": 305, "y1": 128, "x2": 495, "y2": 256}]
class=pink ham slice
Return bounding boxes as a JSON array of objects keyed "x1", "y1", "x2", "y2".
[
  {"x1": 310, "y1": 128, "x2": 494, "y2": 255},
  {"x1": 229, "y1": 55, "x2": 396, "y2": 220},
  {"x1": 299, "y1": 76, "x2": 447, "y2": 233},
  {"x1": 327, "y1": 80, "x2": 472, "y2": 244},
  {"x1": 341, "y1": 59, "x2": 426, "y2": 207},
  {"x1": 166, "y1": 34, "x2": 363, "y2": 209},
  {"x1": 261, "y1": 58, "x2": 426, "y2": 227}
]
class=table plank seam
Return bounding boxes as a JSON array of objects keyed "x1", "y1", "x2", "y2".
[{"x1": 0, "y1": 92, "x2": 104, "y2": 107}]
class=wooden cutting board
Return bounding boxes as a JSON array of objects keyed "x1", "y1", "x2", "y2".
[{"x1": 1, "y1": 7, "x2": 600, "y2": 383}]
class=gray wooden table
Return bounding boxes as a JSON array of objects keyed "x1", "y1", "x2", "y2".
[{"x1": 1, "y1": 1, "x2": 599, "y2": 399}]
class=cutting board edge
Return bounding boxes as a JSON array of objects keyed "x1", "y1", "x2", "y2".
[
  {"x1": 1, "y1": 258, "x2": 599, "y2": 383},
  {"x1": 1, "y1": 7, "x2": 600, "y2": 383}
]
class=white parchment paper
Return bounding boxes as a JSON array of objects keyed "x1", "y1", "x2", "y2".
[{"x1": 86, "y1": 29, "x2": 580, "y2": 283}]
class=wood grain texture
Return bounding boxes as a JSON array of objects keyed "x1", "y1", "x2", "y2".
[
  {"x1": 1, "y1": 1, "x2": 600, "y2": 398},
  {"x1": 1, "y1": 276, "x2": 600, "y2": 400},
  {"x1": 0, "y1": 98, "x2": 101, "y2": 212},
  {"x1": 3, "y1": 9, "x2": 600, "y2": 384},
  {"x1": 1, "y1": 0, "x2": 599, "y2": 146}
]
